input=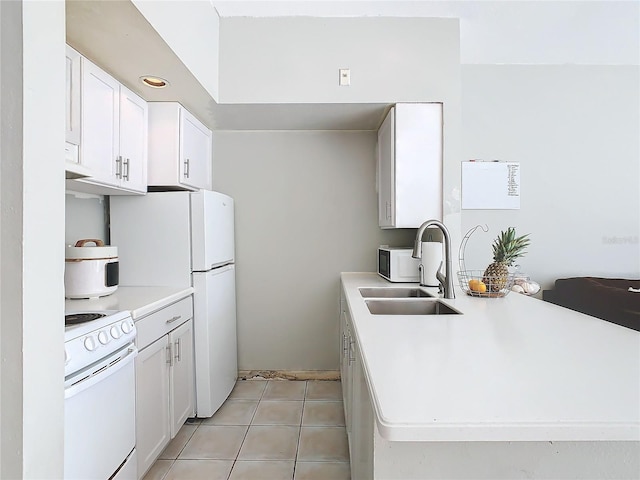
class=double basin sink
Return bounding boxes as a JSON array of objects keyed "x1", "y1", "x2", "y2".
[{"x1": 359, "y1": 287, "x2": 461, "y2": 316}]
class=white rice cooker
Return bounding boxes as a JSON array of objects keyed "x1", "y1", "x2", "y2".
[{"x1": 64, "y1": 239, "x2": 119, "y2": 299}]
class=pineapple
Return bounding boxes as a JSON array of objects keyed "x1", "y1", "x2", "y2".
[{"x1": 482, "y1": 228, "x2": 530, "y2": 292}]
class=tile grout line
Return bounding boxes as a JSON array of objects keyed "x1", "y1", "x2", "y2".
[
  {"x1": 148, "y1": 380, "x2": 349, "y2": 479},
  {"x1": 292, "y1": 380, "x2": 308, "y2": 480},
  {"x1": 158, "y1": 417, "x2": 201, "y2": 480},
  {"x1": 225, "y1": 379, "x2": 269, "y2": 480}
]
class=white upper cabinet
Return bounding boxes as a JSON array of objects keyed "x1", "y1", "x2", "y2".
[
  {"x1": 80, "y1": 59, "x2": 121, "y2": 185},
  {"x1": 65, "y1": 46, "x2": 88, "y2": 178},
  {"x1": 377, "y1": 103, "x2": 443, "y2": 228},
  {"x1": 377, "y1": 108, "x2": 395, "y2": 227},
  {"x1": 65, "y1": 46, "x2": 81, "y2": 146},
  {"x1": 147, "y1": 102, "x2": 212, "y2": 191},
  {"x1": 67, "y1": 55, "x2": 148, "y2": 195},
  {"x1": 180, "y1": 109, "x2": 212, "y2": 190},
  {"x1": 119, "y1": 85, "x2": 148, "y2": 193}
]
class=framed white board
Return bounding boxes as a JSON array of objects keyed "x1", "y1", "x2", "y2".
[{"x1": 461, "y1": 161, "x2": 520, "y2": 210}]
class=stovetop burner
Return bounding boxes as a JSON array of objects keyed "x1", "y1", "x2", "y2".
[{"x1": 65, "y1": 312, "x2": 107, "y2": 326}]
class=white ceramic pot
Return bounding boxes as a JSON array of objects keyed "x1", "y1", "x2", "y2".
[{"x1": 65, "y1": 239, "x2": 119, "y2": 299}]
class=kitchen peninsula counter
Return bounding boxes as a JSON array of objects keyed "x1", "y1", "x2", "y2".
[
  {"x1": 65, "y1": 286, "x2": 194, "y2": 320},
  {"x1": 342, "y1": 272, "x2": 640, "y2": 442},
  {"x1": 340, "y1": 273, "x2": 639, "y2": 479}
]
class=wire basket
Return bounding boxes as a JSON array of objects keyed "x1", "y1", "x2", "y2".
[{"x1": 457, "y1": 270, "x2": 514, "y2": 298}]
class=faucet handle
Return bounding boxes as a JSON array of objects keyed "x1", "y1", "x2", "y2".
[
  {"x1": 435, "y1": 261, "x2": 446, "y2": 294},
  {"x1": 435, "y1": 260, "x2": 445, "y2": 285}
]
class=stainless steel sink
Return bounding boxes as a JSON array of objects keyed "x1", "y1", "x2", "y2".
[
  {"x1": 359, "y1": 287, "x2": 433, "y2": 298},
  {"x1": 365, "y1": 299, "x2": 461, "y2": 315}
]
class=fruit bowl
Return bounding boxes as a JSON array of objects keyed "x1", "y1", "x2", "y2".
[{"x1": 457, "y1": 270, "x2": 514, "y2": 298}]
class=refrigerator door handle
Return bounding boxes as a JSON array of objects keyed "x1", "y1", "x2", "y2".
[{"x1": 208, "y1": 263, "x2": 234, "y2": 272}]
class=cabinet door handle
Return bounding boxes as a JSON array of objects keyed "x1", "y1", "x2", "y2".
[
  {"x1": 123, "y1": 158, "x2": 130, "y2": 180},
  {"x1": 166, "y1": 315, "x2": 181, "y2": 324},
  {"x1": 342, "y1": 333, "x2": 348, "y2": 357},
  {"x1": 115, "y1": 156, "x2": 122, "y2": 179},
  {"x1": 348, "y1": 338, "x2": 356, "y2": 365},
  {"x1": 166, "y1": 343, "x2": 174, "y2": 367},
  {"x1": 184, "y1": 158, "x2": 190, "y2": 178},
  {"x1": 175, "y1": 338, "x2": 181, "y2": 362}
]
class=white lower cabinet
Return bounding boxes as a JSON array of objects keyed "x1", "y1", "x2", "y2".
[
  {"x1": 135, "y1": 335, "x2": 170, "y2": 475},
  {"x1": 350, "y1": 337, "x2": 374, "y2": 479},
  {"x1": 339, "y1": 290, "x2": 374, "y2": 478},
  {"x1": 135, "y1": 298, "x2": 194, "y2": 479},
  {"x1": 168, "y1": 320, "x2": 195, "y2": 436},
  {"x1": 340, "y1": 282, "x2": 639, "y2": 479},
  {"x1": 339, "y1": 292, "x2": 353, "y2": 443}
]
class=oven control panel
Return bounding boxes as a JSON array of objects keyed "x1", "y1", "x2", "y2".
[{"x1": 64, "y1": 312, "x2": 136, "y2": 378}]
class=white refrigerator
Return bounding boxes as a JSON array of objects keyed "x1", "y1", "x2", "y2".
[{"x1": 110, "y1": 190, "x2": 237, "y2": 417}]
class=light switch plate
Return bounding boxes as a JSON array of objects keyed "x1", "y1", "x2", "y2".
[{"x1": 339, "y1": 68, "x2": 351, "y2": 86}]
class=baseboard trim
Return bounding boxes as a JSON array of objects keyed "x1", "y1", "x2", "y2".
[{"x1": 238, "y1": 370, "x2": 340, "y2": 381}]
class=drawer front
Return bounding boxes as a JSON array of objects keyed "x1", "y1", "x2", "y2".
[{"x1": 136, "y1": 297, "x2": 193, "y2": 350}]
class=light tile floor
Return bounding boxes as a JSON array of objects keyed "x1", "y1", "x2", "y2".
[{"x1": 143, "y1": 380, "x2": 350, "y2": 480}]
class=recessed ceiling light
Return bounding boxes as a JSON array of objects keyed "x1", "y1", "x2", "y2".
[{"x1": 140, "y1": 76, "x2": 170, "y2": 89}]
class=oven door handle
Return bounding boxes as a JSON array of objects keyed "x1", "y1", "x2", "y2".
[{"x1": 64, "y1": 345, "x2": 138, "y2": 400}]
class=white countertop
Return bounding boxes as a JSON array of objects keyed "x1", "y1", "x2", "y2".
[
  {"x1": 65, "y1": 286, "x2": 194, "y2": 320},
  {"x1": 342, "y1": 272, "x2": 640, "y2": 442}
]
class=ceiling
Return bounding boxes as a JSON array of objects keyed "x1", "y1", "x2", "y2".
[{"x1": 65, "y1": 1, "x2": 390, "y2": 131}]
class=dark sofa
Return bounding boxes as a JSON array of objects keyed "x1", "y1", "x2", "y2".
[{"x1": 543, "y1": 277, "x2": 640, "y2": 332}]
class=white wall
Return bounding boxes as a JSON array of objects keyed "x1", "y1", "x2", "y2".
[
  {"x1": 65, "y1": 193, "x2": 108, "y2": 245},
  {"x1": 0, "y1": 2, "x2": 25, "y2": 476},
  {"x1": 451, "y1": 1, "x2": 640, "y2": 289},
  {"x1": 0, "y1": 0, "x2": 66, "y2": 477},
  {"x1": 460, "y1": 65, "x2": 640, "y2": 289},
  {"x1": 218, "y1": 17, "x2": 459, "y2": 104},
  {"x1": 131, "y1": 0, "x2": 221, "y2": 101},
  {"x1": 22, "y1": 1, "x2": 66, "y2": 476},
  {"x1": 213, "y1": 131, "x2": 416, "y2": 370},
  {"x1": 214, "y1": 16, "x2": 461, "y2": 372},
  {"x1": 214, "y1": 0, "x2": 639, "y2": 66}
]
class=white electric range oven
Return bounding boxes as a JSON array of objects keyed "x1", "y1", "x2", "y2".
[{"x1": 64, "y1": 310, "x2": 137, "y2": 480}]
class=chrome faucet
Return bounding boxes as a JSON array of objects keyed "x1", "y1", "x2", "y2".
[{"x1": 412, "y1": 219, "x2": 455, "y2": 299}]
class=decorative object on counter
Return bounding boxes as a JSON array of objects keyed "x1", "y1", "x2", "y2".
[
  {"x1": 457, "y1": 225, "x2": 530, "y2": 298},
  {"x1": 483, "y1": 227, "x2": 530, "y2": 291},
  {"x1": 511, "y1": 274, "x2": 541, "y2": 295},
  {"x1": 458, "y1": 270, "x2": 515, "y2": 297}
]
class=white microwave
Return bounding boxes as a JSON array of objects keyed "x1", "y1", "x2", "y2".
[{"x1": 377, "y1": 247, "x2": 420, "y2": 283}]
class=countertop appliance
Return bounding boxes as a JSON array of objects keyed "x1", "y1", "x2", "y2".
[
  {"x1": 110, "y1": 190, "x2": 237, "y2": 417},
  {"x1": 64, "y1": 309, "x2": 137, "y2": 479},
  {"x1": 378, "y1": 246, "x2": 420, "y2": 283},
  {"x1": 65, "y1": 239, "x2": 119, "y2": 299}
]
